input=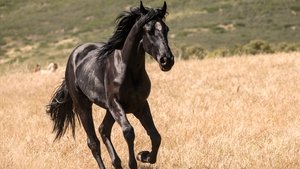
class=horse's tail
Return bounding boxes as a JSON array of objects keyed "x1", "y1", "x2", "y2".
[{"x1": 46, "y1": 80, "x2": 77, "y2": 140}]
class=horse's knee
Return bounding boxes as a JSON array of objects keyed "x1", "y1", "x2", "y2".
[
  {"x1": 123, "y1": 125, "x2": 135, "y2": 142},
  {"x1": 87, "y1": 138, "x2": 100, "y2": 151}
]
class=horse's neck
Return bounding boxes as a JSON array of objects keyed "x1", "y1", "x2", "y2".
[
  {"x1": 127, "y1": 41, "x2": 145, "y2": 68},
  {"x1": 112, "y1": 41, "x2": 145, "y2": 77},
  {"x1": 120, "y1": 18, "x2": 146, "y2": 64},
  {"x1": 118, "y1": 17, "x2": 150, "y2": 79},
  {"x1": 119, "y1": 41, "x2": 145, "y2": 80}
]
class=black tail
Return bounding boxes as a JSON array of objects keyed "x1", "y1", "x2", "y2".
[{"x1": 46, "y1": 80, "x2": 76, "y2": 140}]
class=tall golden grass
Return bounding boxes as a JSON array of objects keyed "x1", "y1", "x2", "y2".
[{"x1": 1, "y1": 53, "x2": 299, "y2": 169}]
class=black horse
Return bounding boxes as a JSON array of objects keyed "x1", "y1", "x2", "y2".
[{"x1": 47, "y1": 1, "x2": 174, "y2": 169}]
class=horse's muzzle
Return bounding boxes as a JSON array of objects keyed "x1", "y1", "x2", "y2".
[{"x1": 159, "y1": 55, "x2": 174, "y2": 71}]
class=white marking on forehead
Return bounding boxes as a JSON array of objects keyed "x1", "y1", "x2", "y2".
[{"x1": 155, "y1": 22, "x2": 162, "y2": 31}]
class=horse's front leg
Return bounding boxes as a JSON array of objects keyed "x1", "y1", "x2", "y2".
[
  {"x1": 108, "y1": 98, "x2": 137, "y2": 169},
  {"x1": 133, "y1": 101, "x2": 161, "y2": 164}
]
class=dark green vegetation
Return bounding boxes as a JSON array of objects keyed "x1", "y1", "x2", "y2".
[{"x1": 0, "y1": 0, "x2": 300, "y2": 72}]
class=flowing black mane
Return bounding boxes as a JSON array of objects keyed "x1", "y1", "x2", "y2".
[
  {"x1": 98, "y1": 7, "x2": 144, "y2": 60},
  {"x1": 98, "y1": 5, "x2": 167, "y2": 61}
]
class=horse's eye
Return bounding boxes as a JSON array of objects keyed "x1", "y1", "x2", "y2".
[
  {"x1": 144, "y1": 25, "x2": 154, "y2": 34},
  {"x1": 148, "y1": 27, "x2": 155, "y2": 35}
]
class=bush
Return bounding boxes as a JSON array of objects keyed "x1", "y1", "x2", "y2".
[
  {"x1": 174, "y1": 40, "x2": 300, "y2": 60},
  {"x1": 275, "y1": 43, "x2": 300, "y2": 53},
  {"x1": 241, "y1": 40, "x2": 274, "y2": 55},
  {"x1": 207, "y1": 48, "x2": 231, "y2": 58},
  {"x1": 178, "y1": 45, "x2": 207, "y2": 60}
]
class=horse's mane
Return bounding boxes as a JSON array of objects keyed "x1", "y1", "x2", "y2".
[{"x1": 98, "y1": 7, "x2": 145, "y2": 60}]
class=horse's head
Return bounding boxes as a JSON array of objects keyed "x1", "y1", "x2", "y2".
[{"x1": 140, "y1": 1, "x2": 174, "y2": 71}]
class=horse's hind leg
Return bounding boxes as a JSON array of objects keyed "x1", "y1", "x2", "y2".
[
  {"x1": 133, "y1": 101, "x2": 161, "y2": 164},
  {"x1": 99, "y1": 110, "x2": 122, "y2": 169},
  {"x1": 74, "y1": 101, "x2": 105, "y2": 169}
]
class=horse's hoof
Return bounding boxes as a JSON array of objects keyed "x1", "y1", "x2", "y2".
[{"x1": 136, "y1": 151, "x2": 156, "y2": 164}]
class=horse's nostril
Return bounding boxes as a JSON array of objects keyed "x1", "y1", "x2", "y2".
[{"x1": 159, "y1": 57, "x2": 168, "y2": 65}]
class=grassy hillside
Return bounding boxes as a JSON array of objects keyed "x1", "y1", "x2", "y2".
[
  {"x1": 1, "y1": 53, "x2": 300, "y2": 168},
  {"x1": 0, "y1": 0, "x2": 300, "y2": 72}
]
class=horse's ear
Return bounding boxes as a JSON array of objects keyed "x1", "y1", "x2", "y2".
[
  {"x1": 140, "y1": 1, "x2": 147, "y2": 15},
  {"x1": 161, "y1": 1, "x2": 167, "y2": 17}
]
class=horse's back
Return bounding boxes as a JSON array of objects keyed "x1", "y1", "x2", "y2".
[
  {"x1": 66, "y1": 42, "x2": 107, "y2": 108},
  {"x1": 69, "y1": 43, "x2": 103, "y2": 66}
]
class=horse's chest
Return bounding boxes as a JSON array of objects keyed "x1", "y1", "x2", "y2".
[{"x1": 119, "y1": 76, "x2": 151, "y2": 112}]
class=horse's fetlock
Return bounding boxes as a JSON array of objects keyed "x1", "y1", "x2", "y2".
[{"x1": 112, "y1": 157, "x2": 122, "y2": 168}]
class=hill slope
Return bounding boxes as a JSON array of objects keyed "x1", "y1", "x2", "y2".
[{"x1": 0, "y1": 0, "x2": 300, "y2": 71}]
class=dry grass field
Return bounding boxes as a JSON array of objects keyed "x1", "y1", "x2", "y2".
[{"x1": 0, "y1": 52, "x2": 300, "y2": 169}]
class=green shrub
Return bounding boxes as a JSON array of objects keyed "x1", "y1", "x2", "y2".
[
  {"x1": 290, "y1": 6, "x2": 300, "y2": 12},
  {"x1": 241, "y1": 40, "x2": 274, "y2": 55},
  {"x1": 175, "y1": 40, "x2": 300, "y2": 60},
  {"x1": 211, "y1": 26, "x2": 226, "y2": 34},
  {"x1": 179, "y1": 45, "x2": 207, "y2": 60},
  {"x1": 275, "y1": 43, "x2": 300, "y2": 53},
  {"x1": 207, "y1": 48, "x2": 231, "y2": 58}
]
